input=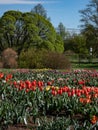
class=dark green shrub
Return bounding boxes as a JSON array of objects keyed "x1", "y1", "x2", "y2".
[{"x1": 18, "y1": 48, "x2": 45, "y2": 69}]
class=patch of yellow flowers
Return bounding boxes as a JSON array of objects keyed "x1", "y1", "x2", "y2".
[{"x1": 45, "y1": 86, "x2": 59, "y2": 91}]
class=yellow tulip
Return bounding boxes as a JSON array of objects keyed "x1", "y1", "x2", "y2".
[{"x1": 45, "y1": 86, "x2": 51, "y2": 91}]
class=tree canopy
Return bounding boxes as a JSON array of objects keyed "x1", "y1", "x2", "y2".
[
  {"x1": 56, "y1": 22, "x2": 69, "y2": 41},
  {"x1": 79, "y1": 0, "x2": 98, "y2": 56},
  {"x1": 31, "y1": 4, "x2": 47, "y2": 18},
  {"x1": 0, "y1": 10, "x2": 64, "y2": 54}
]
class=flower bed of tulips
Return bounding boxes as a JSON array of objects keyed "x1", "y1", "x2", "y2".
[{"x1": 0, "y1": 69, "x2": 98, "y2": 130}]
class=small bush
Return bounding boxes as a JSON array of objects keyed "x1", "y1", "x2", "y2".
[
  {"x1": 18, "y1": 48, "x2": 45, "y2": 69},
  {"x1": 0, "y1": 62, "x2": 3, "y2": 68},
  {"x1": 2, "y1": 48, "x2": 18, "y2": 68},
  {"x1": 43, "y1": 51, "x2": 71, "y2": 69}
]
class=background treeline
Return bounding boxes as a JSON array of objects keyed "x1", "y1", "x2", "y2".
[{"x1": 0, "y1": 0, "x2": 98, "y2": 69}]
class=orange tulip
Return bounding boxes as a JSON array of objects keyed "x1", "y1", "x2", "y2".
[{"x1": 91, "y1": 115, "x2": 98, "y2": 124}]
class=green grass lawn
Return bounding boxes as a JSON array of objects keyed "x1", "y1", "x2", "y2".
[{"x1": 72, "y1": 62, "x2": 98, "y2": 70}]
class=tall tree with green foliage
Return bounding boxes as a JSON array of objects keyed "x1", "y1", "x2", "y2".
[
  {"x1": 31, "y1": 4, "x2": 50, "y2": 20},
  {"x1": 57, "y1": 22, "x2": 69, "y2": 41},
  {"x1": 0, "y1": 11, "x2": 38, "y2": 54},
  {"x1": 79, "y1": 0, "x2": 98, "y2": 56},
  {"x1": 0, "y1": 10, "x2": 64, "y2": 54},
  {"x1": 64, "y1": 34, "x2": 88, "y2": 56}
]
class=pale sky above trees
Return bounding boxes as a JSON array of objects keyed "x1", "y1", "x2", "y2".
[{"x1": 0, "y1": 0, "x2": 89, "y2": 29}]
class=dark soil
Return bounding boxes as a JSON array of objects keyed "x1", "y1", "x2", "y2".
[
  {"x1": 4, "y1": 123, "x2": 37, "y2": 130},
  {"x1": 8, "y1": 125, "x2": 29, "y2": 130}
]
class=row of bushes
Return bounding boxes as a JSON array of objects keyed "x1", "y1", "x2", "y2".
[{"x1": 0, "y1": 48, "x2": 71, "y2": 69}]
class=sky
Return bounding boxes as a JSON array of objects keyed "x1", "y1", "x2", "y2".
[{"x1": 0, "y1": 0, "x2": 89, "y2": 30}]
